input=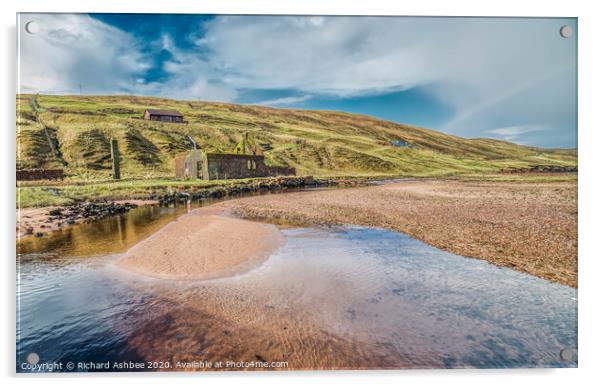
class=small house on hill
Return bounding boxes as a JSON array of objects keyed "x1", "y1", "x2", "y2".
[{"x1": 143, "y1": 109, "x2": 184, "y2": 123}]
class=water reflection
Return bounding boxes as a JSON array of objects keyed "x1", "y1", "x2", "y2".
[
  {"x1": 17, "y1": 224, "x2": 577, "y2": 371},
  {"x1": 16, "y1": 187, "x2": 332, "y2": 258},
  {"x1": 17, "y1": 204, "x2": 202, "y2": 259}
]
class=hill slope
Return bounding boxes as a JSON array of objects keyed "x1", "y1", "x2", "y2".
[{"x1": 16, "y1": 94, "x2": 577, "y2": 180}]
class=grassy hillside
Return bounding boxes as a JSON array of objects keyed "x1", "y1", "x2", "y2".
[{"x1": 16, "y1": 94, "x2": 577, "y2": 181}]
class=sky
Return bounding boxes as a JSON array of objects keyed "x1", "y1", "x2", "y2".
[{"x1": 17, "y1": 14, "x2": 577, "y2": 148}]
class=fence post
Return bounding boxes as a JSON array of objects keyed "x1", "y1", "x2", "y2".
[{"x1": 110, "y1": 138, "x2": 121, "y2": 180}]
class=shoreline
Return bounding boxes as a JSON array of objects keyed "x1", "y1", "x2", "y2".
[
  {"x1": 16, "y1": 199, "x2": 157, "y2": 239},
  {"x1": 15, "y1": 176, "x2": 339, "y2": 239},
  {"x1": 15, "y1": 173, "x2": 576, "y2": 240}
]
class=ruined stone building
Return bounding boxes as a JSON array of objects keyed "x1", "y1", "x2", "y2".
[{"x1": 174, "y1": 133, "x2": 295, "y2": 180}]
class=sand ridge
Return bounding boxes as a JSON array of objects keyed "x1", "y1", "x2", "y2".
[{"x1": 115, "y1": 207, "x2": 286, "y2": 280}]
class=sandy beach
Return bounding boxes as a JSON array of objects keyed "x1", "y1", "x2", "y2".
[
  {"x1": 212, "y1": 179, "x2": 577, "y2": 287},
  {"x1": 115, "y1": 207, "x2": 286, "y2": 280}
]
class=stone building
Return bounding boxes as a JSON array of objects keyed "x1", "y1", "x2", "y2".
[
  {"x1": 175, "y1": 132, "x2": 295, "y2": 180},
  {"x1": 175, "y1": 149, "x2": 295, "y2": 180}
]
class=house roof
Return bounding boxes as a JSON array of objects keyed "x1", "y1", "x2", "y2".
[{"x1": 145, "y1": 109, "x2": 183, "y2": 117}]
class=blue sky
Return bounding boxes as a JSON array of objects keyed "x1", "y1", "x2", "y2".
[{"x1": 18, "y1": 14, "x2": 577, "y2": 148}]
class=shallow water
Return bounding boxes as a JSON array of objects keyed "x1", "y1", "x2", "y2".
[
  {"x1": 17, "y1": 210, "x2": 577, "y2": 371},
  {"x1": 17, "y1": 203, "x2": 204, "y2": 258}
]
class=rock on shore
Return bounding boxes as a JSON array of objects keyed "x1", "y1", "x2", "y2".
[
  {"x1": 155, "y1": 175, "x2": 327, "y2": 206},
  {"x1": 17, "y1": 201, "x2": 142, "y2": 239}
]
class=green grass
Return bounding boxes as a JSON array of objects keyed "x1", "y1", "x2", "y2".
[
  {"x1": 15, "y1": 94, "x2": 577, "y2": 207},
  {"x1": 17, "y1": 187, "x2": 75, "y2": 207},
  {"x1": 17, "y1": 177, "x2": 327, "y2": 208},
  {"x1": 16, "y1": 94, "x2": 577, "y2": 179}
]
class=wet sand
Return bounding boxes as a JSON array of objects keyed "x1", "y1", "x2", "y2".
[
  {"x1": 115, "y1": 208, "x2": 286, "y2": 280},
  {"x1": 123, "y1": 296, "x2": 404, "y2": 371},
  {"x1": 213, "y1": 179, "x2": 577, "y2": 287},
  {"x1": 115, "y1": 226, "x2": 576, "y2": 370},
  {"x1": 16, "y1": 207, "x2": 56, "y2": 238}
]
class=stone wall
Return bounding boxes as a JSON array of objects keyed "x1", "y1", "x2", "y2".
[
  {"x1": 206, "y1": 153, "x2": 295, "y2": 180},
  {"x1": 175, "y1": 151, "x2": 295, "y2": 180},
  {"x1": 206, "y1": 154, "x2": 267, "y2": 180},
  {"x1": 501, "y1": 165, "x2": 577, "y2": 174},
  {"x1": 175, "y1": 150, "x2": 203, "y2": 179},
  {"x1": 258, "y1": 165, "x2": 296, "y2": 177},
  {"x1": 17, "y1": 169, "x2": 64, "y2": 181},
  {"x1": 174, "y1": 155, "x2": 187, "y2": 179}
]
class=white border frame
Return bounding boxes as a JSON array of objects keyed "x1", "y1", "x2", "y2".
[{"x1": 2, "y1": 1, "x2": 600, "y2": 386}]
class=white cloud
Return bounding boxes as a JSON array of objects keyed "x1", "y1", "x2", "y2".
[
  {"x1": 254, "y1": 95, "x2": 312, "y2": 107},
  {"x1": 17, "y1": 14, "x2": 237, "y2": 101},
  {"x1": 194, "y1": 16, "x2": 576, "y2": 146},
  {"x1": 485, "y1": 124, "x2": 547, "y2": 144},
  {"x1": 18, "y1": 14, "x2": 150, "y2": 94},
  {"x1": 195, "y1": 16, "x2": 575, "y2": 99},
  {"x1": 194, "y1": 16, "x2": 429, "y2": 96},
  {"x1": 133, "y1": 34, "x2": 237, "y2": 101}
]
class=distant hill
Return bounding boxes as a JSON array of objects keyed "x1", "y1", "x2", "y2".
[{"x1": 16, "y1": 94, "x2": 577, "y2": 180}]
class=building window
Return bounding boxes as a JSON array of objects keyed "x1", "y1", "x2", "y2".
[
  {"x1": 252, "y1": 160, "x2": 257, "y2": 169},
  {"x1": 247, "y1": 160, "x2": 252, "y2": 170}
]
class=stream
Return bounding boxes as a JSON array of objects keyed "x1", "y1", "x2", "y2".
[{"x1": 17, "y1": 201, "x2": 577, "y2": 371}]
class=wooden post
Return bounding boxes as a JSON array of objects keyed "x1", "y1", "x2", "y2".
[{"x1": 110, "y1": 138, "x2": 121, "y2": 180}]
